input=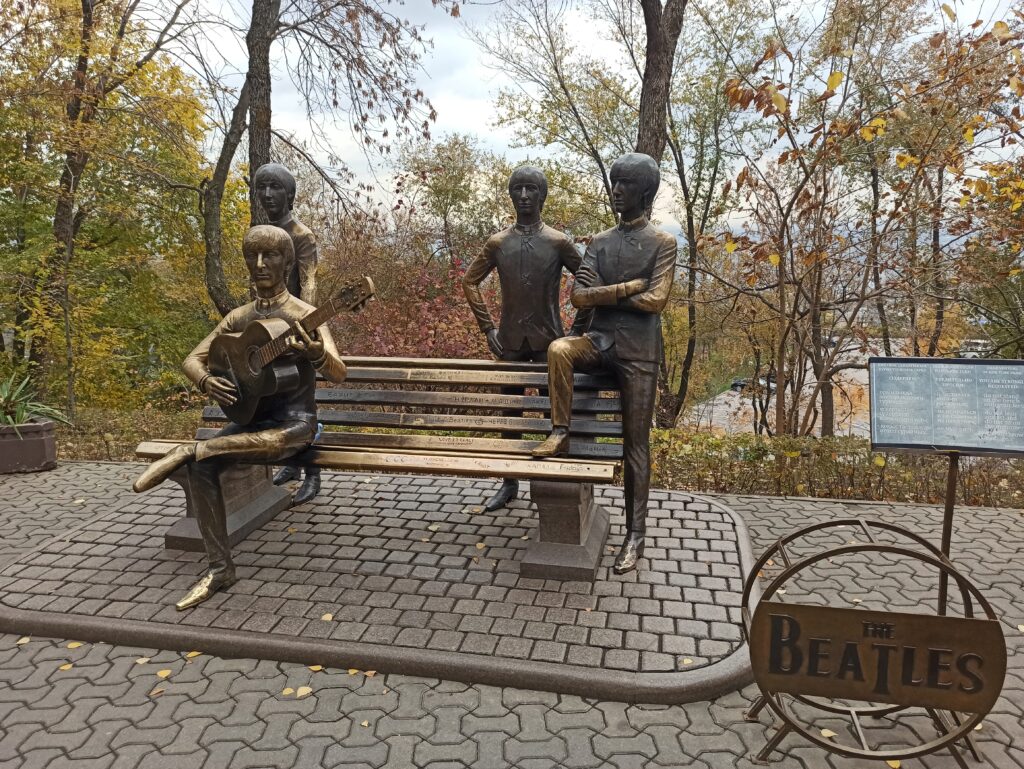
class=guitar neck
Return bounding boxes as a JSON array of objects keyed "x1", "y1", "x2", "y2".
[{"x1": 254, "y1": 298, "x2": 341, "y2": 369}]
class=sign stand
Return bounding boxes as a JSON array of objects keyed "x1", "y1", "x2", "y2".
[{"x1": 938, "y1": 452, "x2": 958, "y2": 616}]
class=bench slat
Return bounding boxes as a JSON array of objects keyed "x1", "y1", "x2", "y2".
[
  {"x1": 341, "y1": 366, "x2": 614, "y2": 389},
  {"x1": 314, "y1": 388, "x2": 621, "y2": 414},
  {"x1": 202, "y1": 407, "x2": 623, "y2": 437},
  {"x1": 192, "y1": 428, "x2": 624, "y2": 459},
  {"x1": 136, "y1": 441, "x2": 617, "y2": 483}
]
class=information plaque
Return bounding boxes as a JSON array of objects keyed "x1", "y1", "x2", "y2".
[{"x1": 869, "y1": 357, "x2": 1024, "y2": 456}]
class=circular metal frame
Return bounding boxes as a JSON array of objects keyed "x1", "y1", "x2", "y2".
[{"x1": 743, "y1": 520, "x2": 1004, "y2": 761}]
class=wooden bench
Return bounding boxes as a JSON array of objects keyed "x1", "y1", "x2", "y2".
[{"x1": 137, "y1": 356, "x2": 623, "y2": 580}]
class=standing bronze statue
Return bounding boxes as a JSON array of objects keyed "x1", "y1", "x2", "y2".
[
  {"x1": 462, "y1": 166, "x2": 590, "y2": 511},
  {"x1": 532, "y1": 153, "x2": 676, "y2": 574},
  {"x1": 252, "y1": 163, "x2": 322, "y2": 505},
  {"x1": 133, "y1": 225, "x2": 347, "y2": 609}
]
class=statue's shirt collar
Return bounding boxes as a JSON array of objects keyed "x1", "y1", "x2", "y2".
[
  {"x1": 253, "y1": 288, "x2": 291, "y2": 315},
  {"x1": 617, "y1": 215, "x2": 649, "y2": 233},
  {"x1": 513, "y1": 220, "x2": 544, "y2": 236}
]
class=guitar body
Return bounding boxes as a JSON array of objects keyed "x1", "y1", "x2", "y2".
[{"x1": 208, "y1": 318, "x2": 301, "y2": 425}]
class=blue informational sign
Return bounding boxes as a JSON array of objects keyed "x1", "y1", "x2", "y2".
[{"x1": 869, "y1": 357, "x2": 1024, "y2": 456}]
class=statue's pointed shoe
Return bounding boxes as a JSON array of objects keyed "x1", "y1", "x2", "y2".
[
  {"x1": 612, "y1": 534, "x2": 645, "y2": 574},
  {"x1": 133, "y1": 444, "x2": 196, "y2": 493},
  {"x1": 273, "y1": 465, "x2": 300, "y2": 485},
  {"x1": 292, "y1": 470, "x2": 321, "y2": 506},
  {"x1": 175, "y1": 571, "x2": 237, "y2": 611},
  {"x1": 483, "y1": 479, "x2": 519, "y2": 511},
  {"x1": 531, "y1": 430, "x2": 570, "y2": 458}
]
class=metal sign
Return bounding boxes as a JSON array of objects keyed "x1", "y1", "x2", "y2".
[
  {"x1": 749, "y1": 601, "x2": 1006, "y2": 714},
  {"x1": 869, "y1": 357, "x2": 1024, "y2": 456}
]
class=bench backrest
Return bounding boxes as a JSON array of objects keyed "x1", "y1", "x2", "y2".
[{"x1": 203, "y1": 356, "x2": 623, "y2": 460}]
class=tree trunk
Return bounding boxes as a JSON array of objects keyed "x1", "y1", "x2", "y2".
[
  {"x1": 869, "y1": 158, "x2": 891, "y2": 356},
  {"x1": 635, "y1": 0, "x2": 688, "y2": 162},
  {"x1": 247, "y1": 0, "x2": 281, "y2": 225},
  {"x1": 927, "y1": 167, "x2": 945, "y2": 356}
]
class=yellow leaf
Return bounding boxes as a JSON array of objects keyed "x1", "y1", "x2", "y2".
[
  {"x1": 895, "y1": 153, "x2": 916, "y2": 169},
  {"x1": 796, "y1": 483, "x2": 806, "y2": 493},
  {"x1": 520, "y1": 535, "x2": 529, "y2": 540},
  {"x1": 768, "y1": 253, "x2": 780, "y2": 266},
  {"x1": 16, "y1": 637, "x2": 29, "y2": 646},
  {"x1": 681, "y1": 658, "x2": 694, "y2": 665},
  {"x1": 941, "y1": 3, "x2": 956, "y2": 21},
  {"x1": 1010, "y1": 76, "x2": 1024, "y2": 96},
  {"x1": 724, "y1": 240, "x2": 738, "y2": 253},
  {"x1": 887, "y1": 760, "x2": 902, "y2": 768},
  {"x1": 475, "y1": 542, "x2": 486, "y2": 550},
  {"x1": 296, "y1": 686, "x2": 313, "y2": 699},
  {"x1": 427, "y1": 524, "x2": 440, "y2": 532},
  {"x1": 975, "y1": 722, "x2": 984, "y2": 730},
  {"x1": 853, "y1": 598, "x2": 863, "y2": 603},
  {"x1": 156, "y1": 669, "x2": 172, "y2": 679},
  {"x1": 1014, "y1": 48, "x2": 1023, "y2": 64},
  {"x1": 365, "y1": 670, "x2": 377, "y2": 677},
  {"x1": 287, "y1": 527, "x2": 297, "y2": 534},
  {"x1": 873, "y1": 455, "x2": 887, "y2": 467},
  {"x1": 308, "y1": 665, "x2": 323, "y2": 672},
  {"x1": 135, "y1": 657, "x2": 150, "y2": 665},
  {"x1": 282, "y1": 687, "x2": 295, "y2": 696},
  {"x1": 771, "y1": 90, "x2": 788, "y2": 112},
  {"x1": 820, "y1": 728, "x2": 838, "y2": 738},
  {"x1": 1017, "y1": 624, "x2": 1024, "y2": 631},
  {"x1": 993, "y1": 20, "x2": 1012, "y2": 40},
  {"x1": 58, "y1": 663, "x2": 73, "y2": 671},
  {"x1": 361, "y1": 720, "x2": 370, "y2": 727},
  {"x1": 321, "y1": 613, "x2": 334, "y2": 622},
  {"x1": 964, "y1": 126, "x2": 975, "y2": 143},
  {"x1": 67, "y1": 642, "x2": 83, "y2": 649},
  {"x1": 185, "y1": 651, "x2": 202, "y2": 659},
  {"x1": 859, "y1": 126, "x2": 875, "y2": 141},
  {"x1": 784, "y1": 450, "x2": 800, "y2": 458},
  {"x1": 827, "y1": 71, "x2": 843, "y2": 90},
  {"x1": 348, "y1": 668, "x2": 360, "y2": 675},
  {"x1": 1009, "y1": 268, "x2": 1022, "y2": 276},
  {"x1": 149, "y1": 687, "x2": 165, "y2": 697}
]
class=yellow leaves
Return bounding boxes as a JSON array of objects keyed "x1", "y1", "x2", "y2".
[
  {"x1": 1017, "y1": 624, "x2": 1024, "y2": 632},
  {"x1": 859, "y1": 117, "x2": 887, "y2": 142},
  {"x1": 135, "y1": 657, "x2": 150, "y2": 665},
  {"x1": 365, "y1": 670, "x2": 377, "y2": 678},
  {"x1": 1012, "y1": 267, "x2": 1023, "y2": 277},
  {"x1": 873, "y1": 455, "x2": 887, "y2": 467},
  {"x1": 475, "y1": 542, "x2": 486, "y2": 550},
  {"x1": 941, "y1": 3, "x2": 956, "y2": 22},
  {"x1": 963, "y1": 126, "x2": 975, "y2": 144},
  {"x1": 58, "y1": 663, "x2": 73, "y2": 671},
  {"x1": 348, "y1": 668, "x2": 360, "y2": 675},
  {"x1": 895, "y1": 153, "x2": 918, "y2": 170},
  {"x1": 680, "y1": 658, "x2": 694, "y2": 666},
  {"x1": 185, "y1": 651, "x2": 202, "y2": 659},
  {"x1": 796, "y1": 483, "x2": 807, "y2": 494},
  {"x1": 156, "y1": 669, "x2": 172, "y2": 679},
  {"x1": 1010, "y1": 76, "x2": 1024, "y2": 97},
  {"x1": 886, "y1": 761, "x2": 902, "y2": 768},
  {"x1": 771, "y1": 90, "x2": 788, "y2": 113},
  {"x1": 784, "y1": 450, "x2": 801, "y2": 458},
  {"x1": 67, "y1": 642, "x2": 83, "y2": 649},
  {"x1": 427, "y1": 524, "x2": 440, "y2": 532},
  {"x1": 826, "y1": 71, "x2": 843, "y2": 91},
  {"x1": 993, "y1": 20, "x2": 1012, "y2": 41},
  {"x1": 296, "y1": 686, "x2": 313, "y2": 699},
  {"x1": 361, "y1": 720, "x2": 370, "y2": 727},
  {"x1": 820, "y1": 728, "x2": 838, "y2": 738},
  {"x1": 321, "y1": 613, "x2": 334, "y2": 622},
  {"x1": 149, "y1": 688, "x2": 165, "y2": 698},
  {"x1": 16, "y1": 637, "x2": 29, "y2": 646},
  {"x1": 282, "y1": 687, "x2": 295, "y2": 696},
  {"x1": 768, "y1": 253, "x2": 781, "y2": 267},
  {"x1": 724, "y1": 239, "x2": 738, "y2": 254},
  {"x1": 308, "y1": 665, "x2": 323, "y2": 672}
]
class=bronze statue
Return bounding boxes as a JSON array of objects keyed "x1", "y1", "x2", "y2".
[
  {"x1": 252, "y1": 163, "x2": 322, "y2": 505},
  {"x1": 462, "y1": 166, "x2": 590, "y2": 511},
  {"x1": 532, "y1": 153, "x2": 676, "y2": 574},
  {"x1": 133, "y1": 225, "x2": 347, "y2": 610}
]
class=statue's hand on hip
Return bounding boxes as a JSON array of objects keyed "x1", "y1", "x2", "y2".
[{"x1": 486, "y1": 329, "x2": 504, "y2": 358}]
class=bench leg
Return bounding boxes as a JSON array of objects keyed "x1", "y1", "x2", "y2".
[
  {"x1": 163, "y1": 463, "x2": 292, "y2": 552},
  {"x1": 519, "y1": 480, "x2": 611, "y2": 582}
]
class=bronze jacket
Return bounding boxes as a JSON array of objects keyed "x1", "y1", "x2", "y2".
[
  {"x1": 571, "y1": 217, "x2": 677, "y2": 362},
  {"x1": 183, "y1": 290, "x2": 346, "y2": 427},
  {"x1": 463, "y1": 222, "x2": 589, "y2": 353},
  {"x1": 277, "y1": 214, "x2": 318, "y2": 304}
]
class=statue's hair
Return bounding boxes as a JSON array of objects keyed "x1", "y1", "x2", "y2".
[
  {"x1": 610, "y1": 153, "x2": 660, "y2": 208},
  {"x1": 508, "y1": 165, "x2": 548, "y2": 206},
  {"x1": 243, "y1": 225, "x2": 295, "y2": 267},
  {"x1": 253, "y1": 163, "x2": 297, "y2": 210}
]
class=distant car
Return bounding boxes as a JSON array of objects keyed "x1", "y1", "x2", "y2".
[
  {"x1": 730, "y1": 378, "x2": 748, "y2": 393},
  {"x1": 958, "y1": 339, "x2": 988, "y2": 359},
  {"x1": 730, "y1": 376, "x2": 774, "y2": 394}
]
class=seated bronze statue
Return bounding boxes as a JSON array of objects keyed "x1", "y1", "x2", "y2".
[{"x1": 133, "y1": 225, "x2": 348, "y2": 610}]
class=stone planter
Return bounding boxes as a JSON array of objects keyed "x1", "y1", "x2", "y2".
[{"x1": 0, "y1": 420, "x2": 57, "y2": 473}]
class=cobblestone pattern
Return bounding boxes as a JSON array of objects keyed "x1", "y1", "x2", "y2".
[
  {"x1": 0, "y1": 465, "x2": 1021, "y2": 768},
  {"x1": 0, "y1": 474, "x2": 746, "y2": 673},
  {"x1": 0, "y1": 463, "x2": 138, "y2": 571}
]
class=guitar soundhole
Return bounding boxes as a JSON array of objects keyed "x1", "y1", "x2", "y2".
[{"x1": 246, "y1": 346, "x2": 262, "y2": 376}]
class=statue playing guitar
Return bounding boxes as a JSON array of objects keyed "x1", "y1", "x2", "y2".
[{"x1": 133, "y1": 225, "x2": 373, "y2": 610}]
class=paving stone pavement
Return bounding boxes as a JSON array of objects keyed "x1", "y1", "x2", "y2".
[{"x1": 0, "y1": 462, "x2": 1022, "y2": 768}]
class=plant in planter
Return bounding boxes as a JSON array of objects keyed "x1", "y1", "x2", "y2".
[{"x1": 0, "y1": 374, "x2": 71, "y2": 473}]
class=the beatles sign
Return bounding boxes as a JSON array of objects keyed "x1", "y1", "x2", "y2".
[{"x1": 749, "y1": 602, "x2": 1006, "y2": 713}]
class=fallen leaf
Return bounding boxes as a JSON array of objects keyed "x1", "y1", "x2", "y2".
[
  {"x1": 308, "y1": 665, "x2": 323, "y2": 672},
  {"x1": 149, "y1": 687, "x2": 165, "y2": 697},
  {"x1": 853, "y1": 598, "x2": 862, "y2": 604},
  {"x1": 472, "y1": 556, "x2": 480, "y2": 563},
  {"x1": 361, "y1": 720, "x2": 369, "y2": 727},
  {"x1": 383, "y1": 688, "x2": 389, "y2": 694},
  {"x1": 296, "y1": 686, "x2": 313, "y2": 698},
  {"x1": 321, "y1": 613, "x2": 334, "y2": 622},
  {"x1": 282, "y1": 687, "x2": 295, "y2": 696},
  {"x1": 1017, "y1": 624, "x2": 1024, "y2": 632},
  {"x1": 421, "y1": 538, "x2": 429, "y2": 542},
  {"x1": 681, "y1": 658, "x2": 693, "y2": 665},
  {"x1": 886, "y1": 761, "x2": 901, "y2": 768},
  {"x1": 520, "y1": 535, "x2": 529, "y2": 541},
  {"x1": 58, "y1": 663, "x2": 73, "y2": 671},
  {"x1": 348, "y1": 668, "x2": 359, "y2": 675},
  {"x1": 185, "y1": 651, "x2": 202, "y2": 659},
  {"x1": 287, "y1": 527, "x2": 297, "y2": 534},
  {"x1": 135, "y1": 657, "x2": 150, "y2": 665},
  {"x1": 475, "y1": 542, "x2": 486, "y2": 550},
  {"x1": 365, "y1": 670, "x2": 377, "y2": 678},
  {"x1": 74, "y1": 499, "x2": 85, "y2": 504},
  {"x1": 156, "y1": 669, "x2": 172, "y2": 679},
  {"x1": 427, "y1": 524, "x2": 440, "y2": 532},
  {"x1": 16, "y1": 637, "x2": 29, "y2": 646},
  {"x1": 67, "y1": 642, "x2": 83, "y2": 649},
  {"x1": 472, "y1": 506, "x2": 483, "y2": 513},
  {"x1": 820, "y1": 728, "x2": 838, "y2": 738},
  {"x1": 974, "y1": 722, "x2": 984, "y2": 731},
  {"x1": 584, "y1": 607, "x2": 592, "y2": 612}
]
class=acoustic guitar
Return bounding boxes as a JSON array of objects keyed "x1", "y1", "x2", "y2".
[{"x1": 208, "y1": 276, "x2": 375, "y2": 425}]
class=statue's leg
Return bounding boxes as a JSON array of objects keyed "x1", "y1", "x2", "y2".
[
  {"x1": 612, "y1": 357, "x2": 659, "y2": 574},
  {"x1": 532, "y1": 336, "x2": 601, "y2": 457},
  {"x1": 486, "y1": 345, "x2": 533, "y2": 511}
]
